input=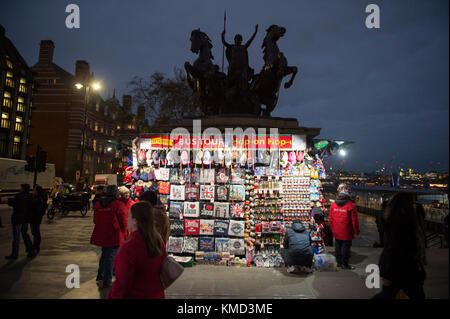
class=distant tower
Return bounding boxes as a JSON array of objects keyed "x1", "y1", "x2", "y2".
[{"x1": 122, "y1": 95, "x2": 132, "y2": 114}]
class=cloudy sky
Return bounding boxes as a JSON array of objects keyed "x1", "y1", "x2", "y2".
[{"x1": 1, "y1": 0, "x2": 448, "y2": 173}]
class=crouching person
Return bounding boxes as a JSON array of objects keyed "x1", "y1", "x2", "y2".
[{"x1": 282, "y1": 220, "x2": 314, "y2": 274}]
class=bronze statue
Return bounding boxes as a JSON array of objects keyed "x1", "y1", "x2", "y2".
[
  {"x1": 184, "y1": 24, "x2": 298, "y2": 117},
  {"x1": 250, "y1": 25, "x2": 298, "y2": 116},
  {"x1": 221, "y1": 24, "x2": 258, "y2": 91}
]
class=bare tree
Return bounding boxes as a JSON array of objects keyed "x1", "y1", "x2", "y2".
[{"x1": 128, "y1": 67, "x2": 201, "y2": 131}]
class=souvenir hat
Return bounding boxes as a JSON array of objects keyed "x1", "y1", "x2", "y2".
[
  {"x1": 159, "y1": 150, "x2": 167, "y2": 163},
  {"x1": 195, "y1": 150, "x2": 203, "y2": 165},
  {"x1": 239, "y1": 151, "x2": 247, "y2": 166},
  {"x1": 224, "y1": 150, "x2": 232, "y2": 167},
  {"x1": 181, "y1": 150, "x2": 189, "y2": 165},
  {"x1": 152, "y1": 150, "x2": 160, "y2": 165},
  {"x1": 280, "y1": 151, "x2": 288, "y2": 167},
  {"x1": 297, "y1": 151, "x2": 304, "y2": 163},
  {"x1": 288, "y1": 151, "x2": 297, "y2": 165},
  {"x1": 203, "y1": 150, "x2": 212, "y2": 165}
]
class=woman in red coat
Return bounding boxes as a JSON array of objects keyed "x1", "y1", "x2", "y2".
[
  {"x1": 91, "y1": 185, "x2": 128, "y2": 288},
  {"x1": 108, "y1": 201, "x2": 166, "y2": 299}
]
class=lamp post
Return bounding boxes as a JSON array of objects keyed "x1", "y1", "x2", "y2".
[{"x1": 75, "y1": 79, "x2": 101, "y2": 183}]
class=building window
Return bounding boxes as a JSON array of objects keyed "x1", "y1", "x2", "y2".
[
  {"x1": 5, "y1": 72, "x2": 14, "y2": 88},
  {"x1": 13, "y1": 136, "x2": 20, "y2": 156},
  {"x1": 1, "y1": 113, "x2": 10, "y2": 129},
  {"x1": 100, "y1": 126, "x2": 103, "y2": 133},
  {"x1": 6, "y1": 59, "x2": 13, "y2": 69},
  {"x1": 15, "y1": 116, "x2": 24, "y2": 132},
  {"x1": 17, "y1": 97, "x2": 25, "y2": 112},
  {"x1": 19, "y1": 78, "x2": 27, "y2": 93},
  {"x1": 111, "y1": 129, "x2": 114, "y2": 136},
  {"x1": 0, "y1": 133, "x2": 7, "y2": 155},
  {"x1": 94, "y1": 122, "x2": 98, "y2": 131},
  {"x1": 3, "y1": 92, "x2": 12, "y2": 108},
  {"x1": 96, "y1": 103, "x2": 100, "y2": 112},
  {"x1": 117, "y1": 125, "x2": 120, "y2": 130}
]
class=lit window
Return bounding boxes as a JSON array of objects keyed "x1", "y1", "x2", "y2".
[
  {"x1": 2, "y1": 113, "x2": 9, "y2": 119},
  {"x1": 117, "y1": 125, "x2": 120, "y2": 130},
  {"x1": 19, "y1": 79, "x2": 27, "y2": 93},
  {"x1": 3, "y1": 92, "x2": 12, "y2": 108},
  {"x1": 17, "y1": 97, "x2": 25, "y2": 112},
  {"x1": 16, "y1": 116, "x2": 22, "y2": 123},
  {"x1": 20, "y1": 78, "x2": 26, "y2": 84},
  {"x1": 5, "y1": 72, "x2": 14, "y2": 88},
  {"x1": 94, "y1": 122, "x2": 98, "y2": 131},
  {"x1": 93, "y1": 139, "x2": 97, "y2": 151},
  {"x1": 96, "y1": 103, "x2": 100, "y2": 112},
  {"x1": 6, "y1": 59, "x2": 13, "y2": 69},
  {"x1": 14, "y1": 136, "x2": 21, "y2": 143},
  {"x1": 111, "y1": 130, "x2": 114, "y2": 136}
]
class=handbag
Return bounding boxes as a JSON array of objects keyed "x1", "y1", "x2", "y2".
[{"x1": 160, "y1": 240, "x2": 184, "y2": 289}]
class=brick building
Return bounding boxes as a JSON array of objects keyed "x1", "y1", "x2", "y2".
[
  {"x1": 0, "y1": 25, "x2": 33, "y2": 159},
  {"x1": 29, "y1": 40, "x2": 142, "y2": 184}
]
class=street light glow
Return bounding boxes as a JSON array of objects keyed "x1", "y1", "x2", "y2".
[
  {"x1": 339, "y1": 149, "x2": 347, "y2": 156},
  {"x1": 75, "y1": 83, "x2": 83, "y2": 89},
  {"x1": 92, "y1": 82, "x2": 101, "y2": 90},
  {"x1": 107, "y1": 147, "x2": 112, "y2": 151}
]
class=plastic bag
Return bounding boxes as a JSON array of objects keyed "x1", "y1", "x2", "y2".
[{"x1": 313, "y1": 253, "x2": 337, "y2": 272}]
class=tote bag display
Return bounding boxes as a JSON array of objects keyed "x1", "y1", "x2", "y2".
[
  {"x1": 183, "y1": 202, "x2": 200, "y2": 218},
  {"x1": 170, "y1": 185, "x2": 185, "y2": 201}
]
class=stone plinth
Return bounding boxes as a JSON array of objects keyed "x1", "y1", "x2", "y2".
[{"x1": 154, "y1": 115, "x2": 321, "y2": 138}]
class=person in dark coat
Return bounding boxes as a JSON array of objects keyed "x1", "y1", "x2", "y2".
[
  {"x1": 30, "y1": 185, "x2": 48, "y2": 254},
  {"x1": 92, "y1": 185, "x2": 104, "y2": 210},
  {"x1": 282, "y1": 220, "x2": 314, "y2": 273},
  {"x1": 373, "y1": 200, "x2": 388, "y2": 248},
  {"x1": 90, "y1": 185, "x2": 128, "y2": 288},
  {"x1": 6, "y1": 184, "x2": 35, "y2": 260},
  {"x1": 373, "y1": 192, "x2": 427, "y2": 299}
]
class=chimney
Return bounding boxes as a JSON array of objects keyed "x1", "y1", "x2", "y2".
[
  {"x1": 75, "y1": 60, "x2": 90, "y2": 82},
  {"x1": 137, "y1": 105, "x2": 145, "y2": 118},
  {"x1": 38, "y1": 40, "x2": 55, "y2": 63},
  {"x1": 123, "y1": 95, "x2": 132, "y2": 113}
]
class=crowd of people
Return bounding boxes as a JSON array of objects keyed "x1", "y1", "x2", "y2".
[
  {"x1": 89, "y1": 184, "x2": 169, "y2": 298},
  {"x1": 0, "y1": 180, "x2": 433, "y2": 299}
]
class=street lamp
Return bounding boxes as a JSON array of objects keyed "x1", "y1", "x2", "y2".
[
  {"x1": 339, "y1": 149, "x2": 347, "y2": 157},
  {"x1": 75, "y1": 79, "x2": 101, "y2": 183}
]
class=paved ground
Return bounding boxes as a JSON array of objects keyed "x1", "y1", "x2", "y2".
[{"x1": 0, "y1": 204, "x2": 448, "y2": 299}]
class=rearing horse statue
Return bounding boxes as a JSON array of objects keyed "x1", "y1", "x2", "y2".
[
  {"x1": 185, "y1": 29, "x2": 225, "y2": 115},
  {"x1": 250, "y1": 25, "x2": 298, "y2": 116}
]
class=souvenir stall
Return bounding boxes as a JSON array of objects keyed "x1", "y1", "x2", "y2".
[{"x1": 123, "y1": 133, "x2": 328, "y2": 268}]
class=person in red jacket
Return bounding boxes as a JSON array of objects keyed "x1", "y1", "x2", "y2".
[
  {"x1": 329, "y1": 184, "x2": 360, "y2": 270},
  {"x1": 107, "y1": 201, "x2": 165, "y2": 299},
  {"x1": 118, "y1": 186, "x2": 135, "y2": 214},
  {"x1": 90, "y1": 185, "x2": 128, "y2": 288}
]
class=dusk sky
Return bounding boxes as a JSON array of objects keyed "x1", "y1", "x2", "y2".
[{"x1": 1, "y1": 0, "x2": 448, "y2": 173}]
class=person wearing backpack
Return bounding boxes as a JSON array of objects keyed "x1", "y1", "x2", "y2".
[{"x1": 329, "y1": 184, "x2": 360, "y2": 269}]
